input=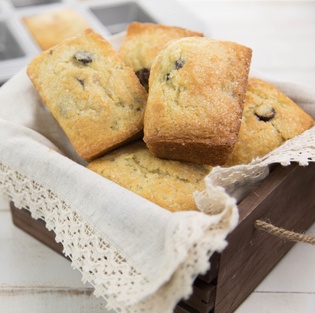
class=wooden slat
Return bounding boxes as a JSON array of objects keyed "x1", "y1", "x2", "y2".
[
  {"x1": 191, "y1": 279, "x2": 216, "y2": 304},
  {"x1": 174, "y1": 301, "x2": 200, "y2": 313},
  {"x1": 10, "y1": 205, "x2": 65, "y2": 258},
  {"x1": 214, "y1": 163, "x2": 315, "y2": 313},
  {"x1": 180, "y1": 282, "x2": 216, "y2": 313},
  {"x1": 198, "y1": 252, "x2": 220, "y2": 283},
  {"x1": 0, "y1": 287, "x2": 105, "y2": 312}
]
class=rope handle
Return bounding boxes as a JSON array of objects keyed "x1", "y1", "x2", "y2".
[{"x1": 255, "y1": 219, "x2": 315, "y2": 245}]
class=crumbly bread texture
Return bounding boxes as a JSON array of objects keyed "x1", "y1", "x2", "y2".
[
  {"x1": 225, "y1": 78, "x2": 314, "y2": 166},
  {"x1": 27, "y1": 28, "x2": 147, "y2": 161},
  {"x1": 119, "y1": 22, "x2": 203, "y2": 90},
  {"x1": 143, "y1": 37, "x2": 252, "y2": 166},
  {"x1": 87, "y1": 141, "x2": 211, "y2": 212},
  {"x1": 23, "y1": 8, "x2": 90, "y2": 50}
]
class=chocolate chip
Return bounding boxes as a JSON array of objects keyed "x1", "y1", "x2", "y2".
[
  {"x1": 165, "y1": 73, "x2": 170, "y2": 81},
  {"x1": 73, "y1": 51, "x2": 93, "y2": 65},
  {"x1": 255, "y1": 106, "x2": 276, "y2": 122},
  {"x1": 135, "y1": 68, "x2": 150, "y2": 91},
  {"x1": 175, "y1": 59, "x2": 185, "y2": 70}
]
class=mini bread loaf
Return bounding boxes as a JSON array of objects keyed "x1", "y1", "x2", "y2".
[
  {"x1": 87, "y1": 141, "x2": 211, "y2": 212},
  {"x1": 225, "y1": 78, "x2": 314, "y2": 166},
  {"x1": 119, "y1": 22, "x2": 203, "y2": 90},
  {"x1": 27, "y1": 28, "x2": 147, "y2": 161},
  {"x1": 143, "y1": 37, "x2": 252, "y2": 166},
  {"x1": 23, "y1": 8, "x2": 90, "y2": 50}
]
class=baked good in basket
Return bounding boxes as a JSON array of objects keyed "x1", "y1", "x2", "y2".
[
  {"x1": 87, "y1": 141, "x2": 211, "y2": 212},
  {"x1": 225, "y1": 78, "x2": 314, "y2": 166},
  {"x1": 27, "y1": 28, "x2": 147, "y2": 161},
  {"x1": 23, "y1": 8, "x2": 90, "y2": 50},
  {"x1": 143, "y1": 37, "x2": 252, "y2": 166},
  {"x1": 119, "y1": 22, "x2": 203, "y2": 90}
]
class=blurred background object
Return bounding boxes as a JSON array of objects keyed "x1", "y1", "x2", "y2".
[{"x1": 0, "y1": 0, "x2": 208, "y2": 84}]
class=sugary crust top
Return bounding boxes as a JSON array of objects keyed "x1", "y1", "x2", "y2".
[
  {"x1": 225, "y1": 77, "x2": 314, "y2": 165},
  {"x1": 119, "y1": 22, "x2": 204, "y2": 72},
  {"x1": 144, "y1": 37, "x2": 252, "y2": 162},
  {"x1": 27, "y1": 28, "x2": 147, "y2": 161},
  {"x1": 87, "y1": 141, "x2": 211, "y2": 212}
]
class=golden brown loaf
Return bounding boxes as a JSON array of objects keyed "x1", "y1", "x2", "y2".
[
  {"x1": 23, "y1": 8, "x2": 90, "y2": 50},
  {"x1": 27, "y1": 28, "x2": 147, "y2": 161},
  {"x1": 119, "y1": 22, "x2": 203, "y2": 90},
  {"x1": 87, "y1": 141, "x2": 211, "y2": 212},
  {"x1": 143, "y1": 37, "x2": 252, "y2": 166},
  {"x1": 225, "y1": 78, "x2": 314, "y2": 166}
]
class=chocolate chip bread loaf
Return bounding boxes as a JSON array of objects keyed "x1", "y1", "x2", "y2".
[
  {"x1": 23, "y1": 8, "x2": 90, "y2": 50},
  {"x1": 87, "y1": 141, "x2": 211, "y2": 212},
  {"x1": 119, "y1": 22, "x2": 203, "y2": 90},
  {"x1": 143, "y1": 37, "x2": 252, "y2": 166},
  {"x1": 27, "y1": 28, "x2": 147, "y2": 161},
  {"x1": 225, "y1": 78, "x2": 314, "y2": 166}
]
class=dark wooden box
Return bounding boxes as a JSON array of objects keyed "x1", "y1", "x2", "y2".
[{"x1": 10, "y1": 162, "x2": 315, "y2": 313}]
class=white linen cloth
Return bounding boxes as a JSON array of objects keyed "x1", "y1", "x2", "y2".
[
  {"x1": 0, "y1": 33, "x2": 315, "y2": 313},
  {"x1": 0, "y1": 67, "x2": 239, "y2": 313}
]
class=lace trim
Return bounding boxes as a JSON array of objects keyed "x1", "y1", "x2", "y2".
[
  {"x1": 0, "y1": 161, "x2": 237, "y2": 313},
  {"x1": 0, "y1": 161, "x2": 145, "y2": 311},
  {"x1": 198, "y1": 126, "x2": 315, "y2": 202}
]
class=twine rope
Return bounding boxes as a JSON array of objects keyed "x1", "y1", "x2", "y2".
[{"x1": 255, "y1": 220, "x2": 315, "y2": 245}]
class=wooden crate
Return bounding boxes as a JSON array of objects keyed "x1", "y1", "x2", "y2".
[{"x1": 10, "y1": 162, "x2": 315, "y2": 313}]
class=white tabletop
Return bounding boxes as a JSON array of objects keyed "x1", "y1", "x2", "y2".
[{"x1": 1, "y1": 1, "x2": 315, "y2": 312}]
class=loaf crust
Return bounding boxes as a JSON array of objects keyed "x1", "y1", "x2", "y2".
[
  {"x1": 143, "y1": 37, "x2": 252, "y2": 165},
  {"x1": 27, "y1": 28, "x2": 147, "y2": 161},
  {"x1": 225, "y1": 78, "x2": 314, "y2": 166},
  {"x1": 87, "y1": 141, "x2": 211, "y2": 212},
  {"x1": 23, "y1": 8, "x2": 90, "y2": 50},
  {"x1": 119, "y1": 22, "x2": 203, "y2": 90}
]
